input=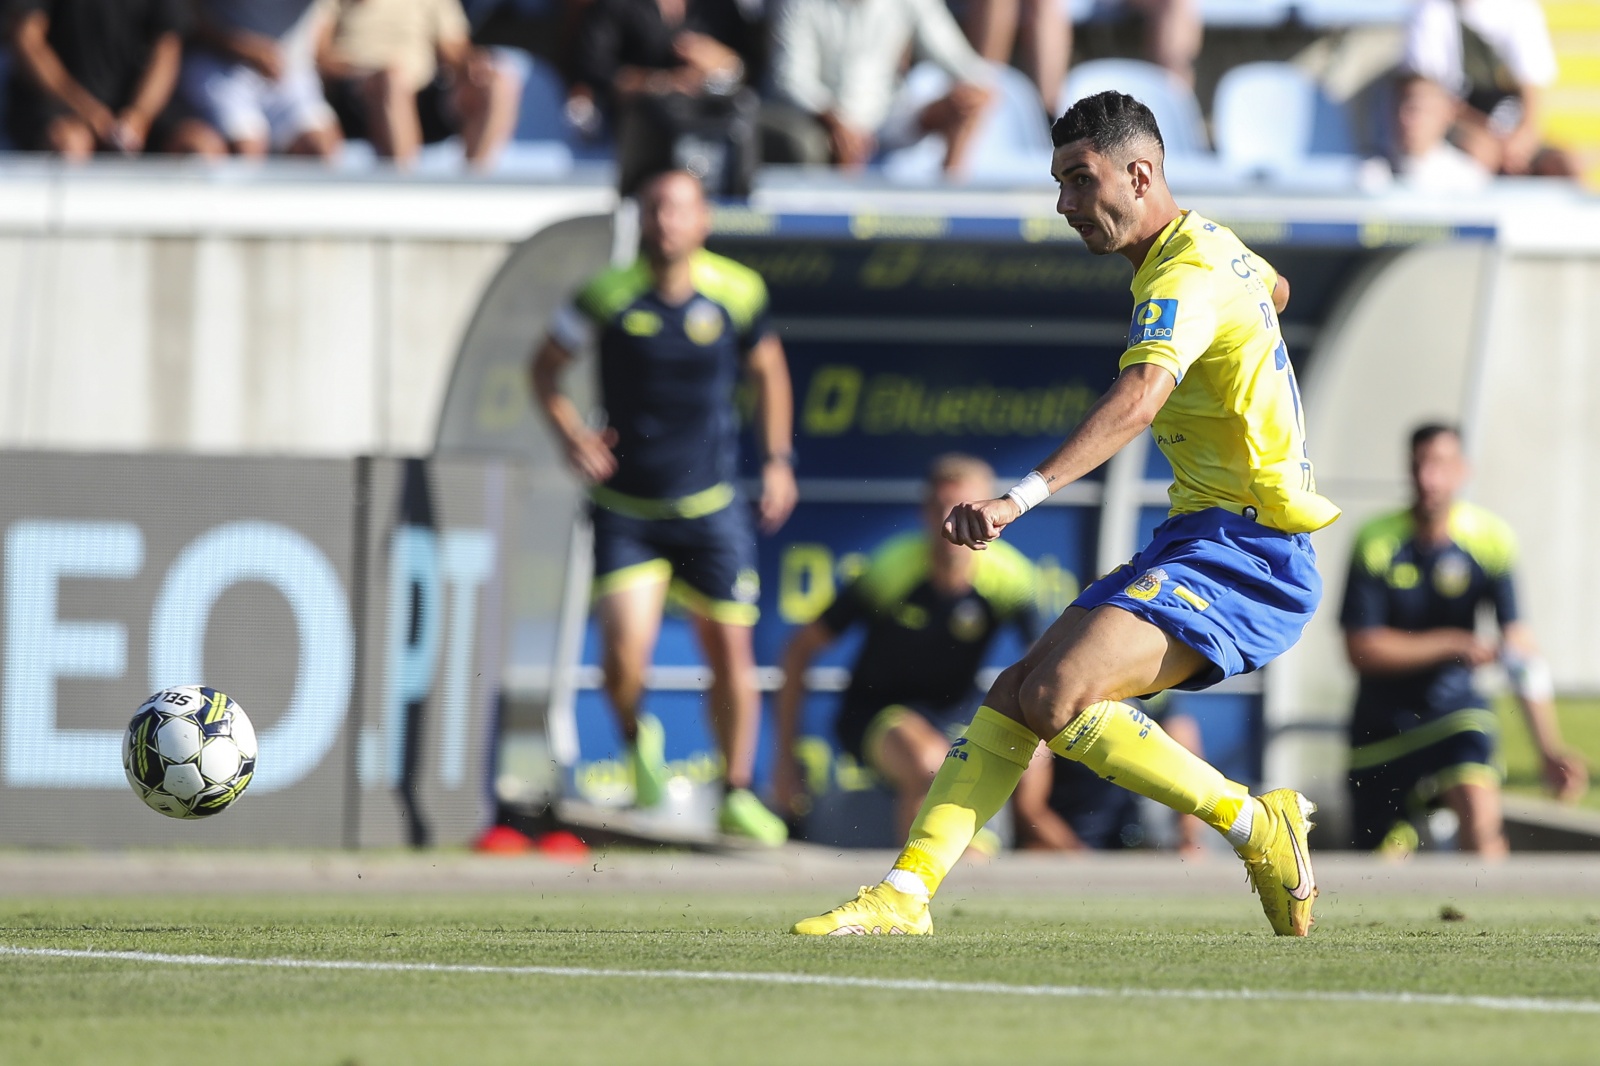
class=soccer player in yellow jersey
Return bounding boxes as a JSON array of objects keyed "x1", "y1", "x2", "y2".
[{"x1": 793, "y1": 90, "x2": 1341, "y2": 937}]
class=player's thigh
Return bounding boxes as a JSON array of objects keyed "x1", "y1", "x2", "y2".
[
  {"x1": 1016, "y1": 605, "x2": 1209, "y2": 738},
  {"x1": 594, "y1": 579, "x2": 669, "y2": 667},
  {"x1": 869, "y1": 710, "x2": 949, "y2": 790},
  {"x1": 591, "y1": 509, "x2": 672, "y2": 670}
]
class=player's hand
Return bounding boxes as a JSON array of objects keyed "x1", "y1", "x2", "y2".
[
  {"x1": 1452, "y1": 632, "x2": 1497, "y2": 667},
  {"x1": 1542, "y1": 750, "x2": 1590, "y2": 803},
  {"x1": 942, "y1": 497, "x2": 1019, "y2": 550},
  {"x1": 758, "y1": 457, "x2": 798, "y2": 534},
  {"x1": 563, "y1": 426, "x2": 618, "y2": 483}
]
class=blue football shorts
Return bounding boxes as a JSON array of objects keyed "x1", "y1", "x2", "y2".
[{"x1": 1072, "y1": 507, "x2": 1322, "y2": 690}]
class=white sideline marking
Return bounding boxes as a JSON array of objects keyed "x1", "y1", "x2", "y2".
[{"x1": 3, "y1": 945, "x2": 1598, "y2": 1016}]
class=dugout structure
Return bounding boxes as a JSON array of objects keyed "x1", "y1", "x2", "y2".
[{"x1": 439, "y1": 183, "x2": 1503, "y2": 844}]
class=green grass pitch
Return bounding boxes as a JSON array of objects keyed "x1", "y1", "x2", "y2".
[{"x1": 3, "y1": 888, "x2": 1599, "y2": 1066}]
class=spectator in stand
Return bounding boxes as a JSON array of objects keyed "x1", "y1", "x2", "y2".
[
  {"x1": 570, "y1": 0, "x2": 760, "y2": 193},
  {"x1": 183, "y1": 1, "x2": 343, "y2": 160},
  {"x1": 958, "y1": 0, "x2": 1201, "y2": 112},
  {"x1": 5, "y1": 0, "x2": 224, "y2": 159},
  {"x1": 316, "y1": 0, "x2": 522, "y2": 169},
  {"x1": 1404, "y1": 0, "x2": 1576, "y2": 177},
  {"x1": 765, "y1": 0, "x2": 994, "y2": 174},
  {"x1": 954, "y1": 0, "x2": 1065, "y2": 112},
  {"x1": 1362, "y1": 71, "x2": 1490, "y2": 194}
]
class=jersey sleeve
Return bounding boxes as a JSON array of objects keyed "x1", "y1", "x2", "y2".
[
  {"x1": 547, "y1": 303, "x2": 596, "y2": 353},
  {"x1": 1490, "y1": 572, "x2": 1520, "y2": 626},
  {"x1": 1120, "y1": 260, "x2": 1219, "y2": 383},
  {"x1": 735, "y1": 275, "x2": 773, "y2": 357},
  {"x1": 1338, "y1": 554, "x2": 1391, "y2": 632}
]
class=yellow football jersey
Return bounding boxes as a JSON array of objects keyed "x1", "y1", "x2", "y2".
[{"x1": 1120, "y1": 211, "x2": 1341, "y2": 534}]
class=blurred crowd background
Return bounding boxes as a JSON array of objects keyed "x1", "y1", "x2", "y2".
[{"x1": 3, "y1": 0, "x2": 1593, "y2": 192}]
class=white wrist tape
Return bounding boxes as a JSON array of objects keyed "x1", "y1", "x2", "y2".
[
  {"x1": 1506, "y1": 655, "x2": 1555, "y2": 703},
  {"x1": 1003, "y1": 471, "x2": 1051, "y2": 515}
]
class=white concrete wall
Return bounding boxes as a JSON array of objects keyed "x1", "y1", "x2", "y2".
[{"x1": 0, "y1": 167, "x2": 613, "y2": 456}]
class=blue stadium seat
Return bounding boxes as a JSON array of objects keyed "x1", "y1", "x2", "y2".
[
  {"x1": 1211, "y1": 61, "x2": 1356, "y2": 177},
  {"x1": 880, "y1": 61, "x2": 1053, "y2": 185},
  {"x1": 1059, "y1": 59, "x2": 1209, "y2": 155},
  {"x1": 1295, "y1": 0, "x2": 1419, "y2": 28}
]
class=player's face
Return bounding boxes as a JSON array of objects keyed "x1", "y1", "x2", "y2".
[
  {"x1": 1051, "y1": 141, "x2": 1139, "y2": 255},
  {"x1": 639, "y1": 173, "x2": 711, "y2": 264},
  {"x1": 1411, "y1": 433, "x2": 1467, "y2": 515}
]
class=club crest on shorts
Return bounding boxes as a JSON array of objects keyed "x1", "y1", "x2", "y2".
[
  {"x1": 732, "y1": 568, "x2": 760, "y2": 604},
  {"x1": 1125, "y1": 567, "x2": 1168, "y2": 601},
  {"x1": 684, "y1": 299, "x2": 725, "y2": 346}
]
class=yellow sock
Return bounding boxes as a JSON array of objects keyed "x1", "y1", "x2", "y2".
[
  {"x1": 889, "y1": 707, "x2": 1038, "y2": 898},
  {"x1": 1048, "y1": 699, "x2": 1250, "y2": 836}
]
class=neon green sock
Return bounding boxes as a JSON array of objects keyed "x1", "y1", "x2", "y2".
[
  {"x1": 889, "y1": 706, "x2": 1038, "y2": 897},
  {"x1": 1048, "y1": 699, "x2": 1249, "y2": 835}
]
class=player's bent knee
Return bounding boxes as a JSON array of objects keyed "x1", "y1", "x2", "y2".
[{"x1": 1017, "y1": 666, "x2": 1105, "y2": 741}]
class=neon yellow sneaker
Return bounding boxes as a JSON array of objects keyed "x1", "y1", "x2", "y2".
[
  {"x1": 630, "y1": 714, "x2": 668, "y2": 810},
  {"x1": 1238, "y1": 789, "x2": 1318, "y2": 937},
  {"x1": 718, "y1": 788, "x2": 788, "y2": 846},
  {"x1": 790, "y1": 883, "x2": 932, "y2": 936}
]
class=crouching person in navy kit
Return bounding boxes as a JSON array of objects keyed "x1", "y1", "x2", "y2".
[{"x1": 530, "y1": 169, "x2": 799, "y2": 845}]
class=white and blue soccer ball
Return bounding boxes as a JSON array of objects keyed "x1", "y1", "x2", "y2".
[{"x1": 123, "y1": 686, "x2": 257, "y2": 820}]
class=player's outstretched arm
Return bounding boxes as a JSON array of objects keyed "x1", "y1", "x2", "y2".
[
  {"x1": 1501, "y1": 622, "x2": 1590, "y2": 803},
  {"x1": 1272, "y1": 273, "x2": 1290, "y2": 315},
  {"x1": 943, "y1": 363, "x2": 1175, "y2": 549}
]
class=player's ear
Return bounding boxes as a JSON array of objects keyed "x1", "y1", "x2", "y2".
[{"x1": 1127, "y1": 157, "x2": 1156, "y2": 197}]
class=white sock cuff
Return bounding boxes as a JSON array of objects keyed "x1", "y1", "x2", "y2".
[
  {"x1": 883, "y1": 868, "x2": 931, "y2": 900},
  {"x1": 1224, "y1": 798, "x2": 1255, "y2": 849}
]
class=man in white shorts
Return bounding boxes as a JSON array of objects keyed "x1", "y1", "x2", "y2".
[{"x1": 184, "y1": 0, "x2": 342, "y2": 159}]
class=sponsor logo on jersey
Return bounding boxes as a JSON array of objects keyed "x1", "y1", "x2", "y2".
[
  {"x1": 1128, "y1": 299, "x2": 1178, "y2": 345},
  {"x1": 1125, "y1": 567, "x2": 1168, "y2": 601},
  {"x1": 684, "y1": 299, "x2": 726, "y2": 346}
]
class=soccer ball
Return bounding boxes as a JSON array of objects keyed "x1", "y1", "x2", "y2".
[{"x1": 123, "y1": 686, "x2": 257, "y2": 820}]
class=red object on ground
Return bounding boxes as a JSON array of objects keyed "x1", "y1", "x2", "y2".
[
  {"x1": 535, "y1": 830, "x2": 589, "y2": 862},
  {"x1": 474, "y1": 825, "x2": 535, "y2": 854}
]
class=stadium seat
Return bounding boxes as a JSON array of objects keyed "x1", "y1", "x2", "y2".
[
  {"x1": 880, "y1": 61, "x2": 1054, "y2": 185},
  {"x1": 1059, "y1": 59, "x2": 1210, "y2": 155},
  {"x1": 1211, "y1": 61, "x2": 1357, "y2": 178},
  {"x1": 1295, "y1": 0, "x2": 1419, "y2": 27}
]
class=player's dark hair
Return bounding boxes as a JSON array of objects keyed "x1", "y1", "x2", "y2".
[
  {"x1": 1051, "y1": 91, "x2": 1165, "y2": 159},
  {"x1": 1410, "y1": 422, "x2": 1461, "y2": 452}
]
